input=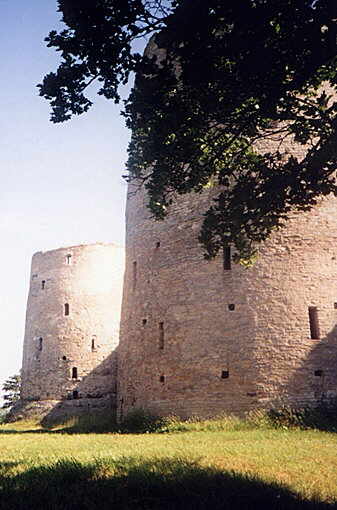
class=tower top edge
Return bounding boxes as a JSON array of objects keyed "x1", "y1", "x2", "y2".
[{"x1": 32, "y1": 242, "x2": 124, "y2": 258}]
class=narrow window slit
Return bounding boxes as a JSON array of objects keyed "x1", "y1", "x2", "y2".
[
  {"x1": 72, "y1": 367, "x2": 78, "y2": 379},
  {"x1": 41, "y1": 280, "x2": 45, "y2": 290},
  {"x1": 38, "y1": 337, "x2": 43, "y2": 351},
  {"x1": 66, "y1": 254, "x2": 72, "y2": 265},
  {"x1": 159, "y1": 375, "x2": 165, "y2": 383},
  {"x1": 308, "y1": 306, "x2": 320, "y2": 339},
  {"x1": 64, "y1": 303, "x2": 69, "y2": 316},
  {"x1": 91, "y1": 338, "x2": 95, "y2": 351},
  {"x1": 159, "y1": 322, "x2": 164, "y2": 350},
  {"x1": 223, "y1": 246, "x2": 231, "y2": 270}
]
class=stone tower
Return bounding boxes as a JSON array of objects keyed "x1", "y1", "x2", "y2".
[
  {"x1": 117, "y1": 176, "x2": 337, "y2": 419},
  {"x1": 20, "y1": 243, "x2": 124, "y2": 420}
]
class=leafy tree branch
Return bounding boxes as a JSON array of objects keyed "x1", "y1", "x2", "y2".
[{"x1": 40, "y1": 0, "x2": 337, "y2": 263}]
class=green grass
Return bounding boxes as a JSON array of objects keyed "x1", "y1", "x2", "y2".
[{"x1": 0, "y1": 415, "x2": 337, "y2": 509}]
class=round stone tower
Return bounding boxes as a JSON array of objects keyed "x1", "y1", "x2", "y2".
[
  {"x1": 19, "y1": 243, "x2": 124, "y2": 420},
  {"x1": 118, "y1": 176, "x2": 337, "y2": 420}
]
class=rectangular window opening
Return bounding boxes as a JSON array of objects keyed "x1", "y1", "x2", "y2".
[
  {"x1": 73, "y1": 390, "x2": 79, "y2": 399},
  {"x1": 38, "y1": 337, "x2": 43, "y2": 351},
  {"x1": 160, "y1": 375, "x2": 165, "y2": 383},
  {"x1": 223, "y1": 246, "x2": 231, "y2": 270},
  {"x1": 64, "y1": 303, "x2": 69, "y2": 316},
  {"x1": 66, "y1": 254, "x2": 72, "y2": 265},
  {"x1": 159, "y1": 322, "x2": 164, "y2": 350},
  {"x1": 308, "y1": 306, "x2": 320, "y2": 339},
  {"x1": 72, "y1": 367, "x2": 78, "y2": 379},
  {"x1": 221, "y1": 370, "x2": 229, "y2": 379},
  {"x1": 41, "y1": 280, "x2": 45, "y2": 290}
]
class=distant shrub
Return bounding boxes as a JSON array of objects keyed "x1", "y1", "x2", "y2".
[
  {"x1": 119, "y1": 408, "x2": 167, "y2": 433},
  {"x1": 119, "y1": 402, "x2": 337, "y2": 435},
  {"x1": 267, "y1": 402, "x2": 337, "y2": 431}
]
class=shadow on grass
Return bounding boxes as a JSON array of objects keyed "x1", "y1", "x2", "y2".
[
  {"x1": 0, "y1": 457, "x2": 334, "y2": 510},
  {"x1": 0, "y1": 414, "x2": 118, "y2": 435}
]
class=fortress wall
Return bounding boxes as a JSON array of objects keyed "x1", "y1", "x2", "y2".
[
  {"x1": 21, "y1": 243, "x2": 124, "y2": 411},
  {"x1": 117, "y1": 177, "x2": 337, "y2": 419}
]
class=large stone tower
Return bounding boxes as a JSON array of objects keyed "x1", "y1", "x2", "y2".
[
  {"x1": 20, "y1": 243, "x2": 124, "y2": 420},
  {"x1": 117, "y1": 177, "x2": 337, "y2": 419}
]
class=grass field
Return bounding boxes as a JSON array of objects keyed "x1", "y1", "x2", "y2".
[{"x1": 0, "y1": 415, "x2": 337, "y2": 509}]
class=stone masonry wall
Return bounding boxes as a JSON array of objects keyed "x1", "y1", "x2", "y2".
[
  {"x1": 20, "y1": 243, "x2": 124, "y2": 417},
  {"x1": 117, "y1": 123, "x2": 337, "y2": 419}
]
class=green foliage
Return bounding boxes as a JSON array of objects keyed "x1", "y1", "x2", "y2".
[
  {"x1": 0, "y1": 409, "x2": 8, "y2": 424},
  {"x1": 41, "y1": 1, "x2": 337, "y2": 263},
  {"x1": 266, "y1": 403, "x2": 337, "y2": 431},
  {"x1": 119, "y1": 404, "x2": 337, "y2": 434},
  {"x1": 119, "y1": 407, "x2": 167, "y2": 433},
  {"x1": 2, "y1": 374, "x2": 21, "y2": 410},
  {"x1": 0, "y1": 456, "x2": 332, "y2": 510},
  {"x1": 1, "y1": 418, "x2": 337, "y2": 508},
  {"x1": 41, "y1": 413, "x2": 116, "y2": 433}
]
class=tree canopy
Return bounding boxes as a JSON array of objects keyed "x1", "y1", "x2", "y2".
[{"x1": 39, "y1": 0, "x2": 337, "y2": 264}]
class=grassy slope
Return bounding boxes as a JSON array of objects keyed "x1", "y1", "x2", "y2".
[{"x1": 0, "y1": 421, "x2": 336, "y2": 509}]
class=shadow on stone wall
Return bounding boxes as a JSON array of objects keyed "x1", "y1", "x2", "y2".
[
  {"x1": 283, "y1": 323, "x2": 337, "y2": 410},
  {"x1": 9, "y1": 350, "x2": 118, "y2": 427},
  {"x1": 9, "y1": 322, "x2": 337, "y2": 429}
]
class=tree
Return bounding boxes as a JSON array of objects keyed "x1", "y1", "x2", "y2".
[
  {"x1": 39, "y1": 0, "x2": 337, "y2": 263},
  {"x1": 2, "y1": 374, "x2": 21, "y2": 409}
]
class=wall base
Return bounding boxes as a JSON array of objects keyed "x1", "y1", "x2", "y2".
[{"x1": 6, "y1": 395, "x2": 115, "y2": 425}]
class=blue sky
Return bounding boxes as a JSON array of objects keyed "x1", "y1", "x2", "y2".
[{"x1": 0, "y1": 0, "x2": 140, "y2": 397}]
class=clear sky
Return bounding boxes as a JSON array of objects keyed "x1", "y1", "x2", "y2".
[{"x1": 0, "y1": 1, "x2": 139, "y2": 398}]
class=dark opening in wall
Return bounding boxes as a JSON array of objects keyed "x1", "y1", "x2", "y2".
[
  {"x1": 159, "y1": 322, "x2": 164, "y2": 350},
  {"x1": 308, "y1": 306, "x2": 320, "y2": 339},
  {"x1": 132, "y1": 261, "x2": 137, "y2": 289},
  {"x1": 38, "y1": 337, "x2": 43, "y2": 351},
  {"x1": 91, "y1": 338, "x2": 96, "y2": 351},
  {"x1": 221, "y1": 370, "x2": 229, "y2": 379},
  {"x1": 64, "y1": 303, "x2": 69, "y2": 316},
  {"x1": 223, "y1": 246, "x2": 231, "y2": 270},
  {"x1": 66, "y1": 254, "x2": 72, "y2": 265},
  {"x1": 72, "y1": 367, "x2": 78, "y2": 379},
  {"x1": 156, "y1": 241, "x2": 161, "y2": 248},
  {"x1": 160, "y1": 375, "x2": 165, "y2": 383},
  {"x1": 41, "y1": 280, "x2": 45, "y2": 290},
  {"x1": 142, "y1": 319, "x2": 147, "y2": 326},
  {"x1": 334, "y1": 302, "x2": 337, "y2": 309},
  {"x1": 62, "y1": 356, "x2": 67, "y2": 360},
  {"x1": 73, "y1": 390, "x2": 78, "y2": 399},
  {"x1": 228, "y1": 304, "x2": 235, "y2": 311},
  {"x1": 314, "y1": 370, "x2": 323, "y2": 377}
]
